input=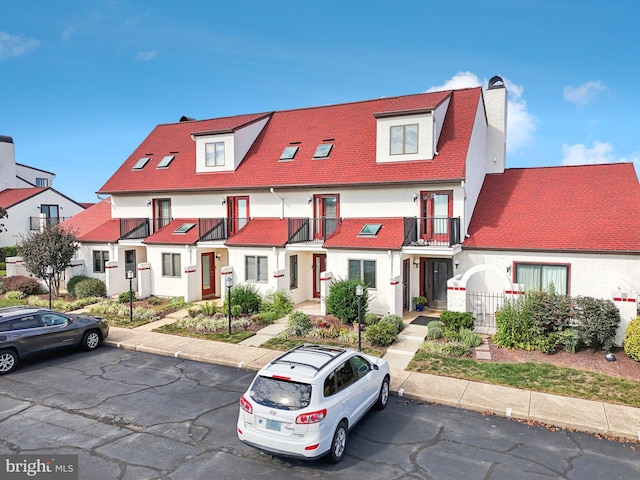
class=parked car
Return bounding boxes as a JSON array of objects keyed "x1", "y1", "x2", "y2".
[
  {"x1": 237, "y1": 344, "x2": 390, "y2": 462},
  {"x1": 0, "y1": 306, "x2": 109, "y2": 374}
]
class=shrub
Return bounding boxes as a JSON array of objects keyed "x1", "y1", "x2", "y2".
[
  {"x1": 231, "y1": 305, "x2": 242, "y2": 317},
  {"x1": 535, "y1": 333, "x2": 559, "y2": 354},
  {"x1": 364, "y1": 322, "x2": 398, "y2": 346},
  {"x1": 147, "y1": 296, "x2": 162, "y2": 305},
  {"x1": 1, "y1": 276, "x2": 43, "y2": 295},
  {"x1": 459, "y1": 328, "x2": 482, "y2": 349},
  {"x1": 493, "y1": 297, "x2": 537, "y2": 350},
  {"x1": 379, "y1": 314, "x2": 404, "y2": 333},
  {"x1": 527, "y1": 288, "x2": 572, "y2": 334},
  {"x1": 426, "y1": 321, "x2": 443, "y2": 339},
  {"x1": 439, "y1": 311, "x2": 474, "y2": 333},
  {"x1": 558, "y1": 328, "x2": 581, "y2": 353},
  {"x1": 118, "y1": 290, "x2": 137, "y2": 303},
  {"x1": 66, "y1": 275, "x2": 90, "y2": 297},
  {"x1": 5, "y1": 290, "x2": 25, "y2": 300},
  {"x1": 573, "y1": 296, "x2": 620, "y2": 351},
  {"x1": 1, "y1": 246, "x2": 18, "y2": 260},
  {"x1": 623, "y1": 316, "x2": 640, "y2": 362},
  {"x1": 443, "y1": 329, "x2": 460, "y2": 342},
  {"x1": 364, "y1": 313, "x2": 380, "y2": 326},
  {"x1": 75, "y1": 278, "x2": 106, "y2": 299},
  {"x1": 197, "y1": 301, "x2": 218, "y2": 316},
  {"x1": 326, "y1": 279, "x2": 368, "y2": 325},
  {"x1": 260, "y1": 290, "x2": 293, "y2": 320},
  {"x1": 226, "y1": 284, "x2": 261, "y2": 315},
  {"x1": 418, "y1": 340, "x2": 470, "y2": 357},
  {"x1": 253, "y1": 311, "x2": 277, "y2": 325},
  {"x1": 284, "y1": 311, "x2": 312, "y2": 337}
]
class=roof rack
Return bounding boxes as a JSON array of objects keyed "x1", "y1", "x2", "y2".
[{"x1": 268, "y1": 344, "x2": 347, "y2": 374}]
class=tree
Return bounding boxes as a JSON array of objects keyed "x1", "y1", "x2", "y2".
[
  {"x1": 20, "y1": 224, "x2": 78, "y2": 297},
  {"x1": 0, "y1": 206, "x2": 7, "y2": 234}
]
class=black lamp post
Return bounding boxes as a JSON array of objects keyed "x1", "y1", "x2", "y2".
[
  {"x1": 356, "y1": 284, "x2": 363, "y2": 351},
  {"x1": 127, "y1": 270, "x2": 134, "y2": 322},
  {"x1": 46, "y1": 265, "x2": 54, "y2": 309},
  {"x1": 226, "y1": 276, "x2": 233, "y2": 335}
]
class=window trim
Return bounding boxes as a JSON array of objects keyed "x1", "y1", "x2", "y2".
[
  {"x1": 514, "y1": 262, "x2": 570, "y2": 295},
  {"x1": 348, "y1": 259, "x2": 376, "y2": 289},
  {"x1": 390, "y1": 124, "x2": 418, "y2": 155},
  {"x1": 161, "y1": 253, "x2": 182, "y2": 277},
  {"x1": 205, "y1": 141, "x2": 225, "y2": 167},
  {"x1": 93, "y1": 250, "x2": 109, "y2": 273},
  {"x1": 245, "y1": 255, "x2": 268, "y2": 283}
]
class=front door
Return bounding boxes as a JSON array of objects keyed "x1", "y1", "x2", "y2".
[
  {"x1": 227, "y1": 196, "x2": 249, "y2": 236},
  {"x1": 426, "y1": 259, "x2": 450, "y2": 310},
  {"x1": 201, "y1": 252, "x2": 215, "y2": 297},
  {"x1": 125, "y1": 250, "x2": 136, "y2": 278},
  {"x1": 420, "y1": 191, "x2": 452, "y2": 243},
  {"x1": 313, "y1": 194, "x2": 339, "y2": 239},
  {"x1": 312, "y1": 253, "x2": 327, "y2": 298},
  {"x1": 402, "y1": 259, "x2": 410, "y2": 311}
]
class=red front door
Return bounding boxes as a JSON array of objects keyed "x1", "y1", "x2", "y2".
[
  {"x1": 227, "y1": 196, "x2": 249, "y2": 236},
  {"x1": 420, "y1": 191, "x2": 452, "y2": 243},
  {"x1": 201, "y1": 252, "x2": 215, "y2": 297},
  {"x1": 312, "y1": 254, "x2": 327, "y2": 298}
]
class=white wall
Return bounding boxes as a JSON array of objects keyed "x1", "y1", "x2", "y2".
[
  {"x1": 376, "y1": 112, "x2": 435, "y2": 164},
  {"x1": 15, "y1": 164, "x2": 55, "y2": 188},
  {"x1": 463, "y1": 95, "x2": 488, "y2": 231},
  {"x1": 0, "y1": 139, "x2": 17, "y2": 191}
]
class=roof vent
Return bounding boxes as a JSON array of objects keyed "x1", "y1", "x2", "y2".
[{"x1": 488, "y1": 76, "x2": 505, "y2": 90}]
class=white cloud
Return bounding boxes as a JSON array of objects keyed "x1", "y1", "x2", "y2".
[
  {"x1": 428, "y1": 72, "x2": 536, "y2": 154},
  {"x1": 61, "y1": 26, "x2": 75, "y2": 41},
  {"x1": 0, "y1": 31, "x2": 39, "y2": 60},
  {"x1": 561, "y1": 141, "x2": 615, "y2": 165},
  {"x1": 135, "y1": 50, "x2": 158, "y2": 61},
  {"x1": 563, "y1": 81, "x2": 607, "y2": 106}
]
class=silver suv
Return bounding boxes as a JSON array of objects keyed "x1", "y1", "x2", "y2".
[
  {"x1": 0, "y1": 306, "x2": 109, "y2": 374},
  {"x1": 237, "y1": 344, "x2": 390, "y2": 462}
]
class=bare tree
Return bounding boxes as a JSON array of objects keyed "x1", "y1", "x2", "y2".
[{"x1": 20, "y1": 224, "x2": 78, "y2": 297}]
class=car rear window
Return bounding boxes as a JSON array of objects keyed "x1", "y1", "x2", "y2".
[{"x1": 250, "y1": 375, "x2": 312, "y2": 410}]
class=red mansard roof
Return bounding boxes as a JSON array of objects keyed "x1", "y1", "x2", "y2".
[
  {"x1": 324, "y1": 218, "x2": 407, "y2": 250},
  {"x1": 225, "y1": 218, "x2": 290, "y2": 247},
  {"x1": 62, "y1": 199, "x2": 120, "y2": 243},
  {"x1": 465, "y1": 163, "x2": 640, "y2": 253},
  {"x1": 145, "y1": 219, "x2": 200, "y2": 245},
  {"x1": 98, "y1": 88, "x2": 481, "y2": 195}
]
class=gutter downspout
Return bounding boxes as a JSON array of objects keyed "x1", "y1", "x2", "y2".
[{"x1": 270, "y1": 188, "x2": 284, "y2": 219}]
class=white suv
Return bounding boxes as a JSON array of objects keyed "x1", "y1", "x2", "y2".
[{"x1": 237, "y1": 344, "x2": 390, "y2": 462}]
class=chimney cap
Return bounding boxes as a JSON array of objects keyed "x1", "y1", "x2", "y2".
[{"x1": 488, "y1": 76, "x2": 505, "y2": 89}]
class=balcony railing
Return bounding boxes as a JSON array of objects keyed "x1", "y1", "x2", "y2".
[
  {"x1": 198, "y1": 218, "x2": 227, "y2": 241},
  {"x1": 288, "y1": 217, "x2": 341, "y2": 244},
  {"x1": 403, "y1": 216, "x2": 461, "y2": 247},
  {"x1": 120, "y1": 218, "x2": 150, "y2": 239},
  {"x1": 29, "y1": 216, "x2": 71, "y2": 230}
]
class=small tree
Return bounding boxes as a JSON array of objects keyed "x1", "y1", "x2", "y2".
[
  {"x1": 0, "y1": 206, "x2": 7, "y2": 235},
  {"x1": 20, "y1": 224, "x2": 79, "y2": 297},
  {"x1": 326, "y1": 279, "x2": 369, "y2": 324}
]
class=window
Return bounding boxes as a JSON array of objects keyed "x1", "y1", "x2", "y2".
[
  {"x1": 162, "y1": 253, "x2": 181, "y2": 277},
  {"x1": 359, "y1": 223, "x2": 382, "y2": 236},
  {"x1": 515, "y1": 263, "x2": 569, "y2": 295},
  {"x1": 41, "y1": 313, "x2": 68, "y2": 327},
  {"x1": 245, "y1": 255, "x2": 268, "y2": 283},
  {"x1": 290, "y1": 255, "x2": 298, "y2": 289},
  {"x1": 173, "y1": 223, "x2": 196, "y2": 234},
  {"x1": 390, "y1": 124, "x2": 418, "y2": 154},
  {"x1": 132, "y1": 157, "x2": 150, "y2": 170},
  {"x1": 93, "y1": 251, "x2": 109, "y2": 273},
  {"x1": 348, "y1": 259, "x2": 376, "y2": 288},
  {"x1": 36, "y1": 178, "x2": 49, "y2": 187},
  {"x1": 313, "y1": 144, "x2": 333, "y2": 159},
  {"x1": 351, "y1": 355, "x2": 372, "y2": 379},
  {"x1": 205, "y1": 142, "x2": 225, "y2": 166},
  {"x1": 280, "y1": 146, "x2": 299, "y2": 160},
  {"x1": 157, "y1": 155, "x2": 175, "y2": 168},
  {"x1": 153, "y1": 198, "x2": 172, "y2": 231}
]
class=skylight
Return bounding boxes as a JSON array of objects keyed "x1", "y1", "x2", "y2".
[
  {"x1": 313, "y1": 144, "x2": 333, "y2": 159},
  {"x1": 132, "y1": 157, "x2": 150, "y2": 170},
  {"x1": 280, "y1": 146, "x2": 298, "y2": 160},
  {"x1": 359, "y1": 223, "x2": 382, "y2": 236},
  {"x1": 157, "y1": 155, "x2": 175, "y2": 168},
  {"x1": 174, "y1": 223, "x2": 196, "y2": 234}
]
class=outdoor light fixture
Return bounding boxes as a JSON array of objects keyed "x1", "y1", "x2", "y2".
[
  {"x1": 221, "y1": 198, "x2": 226, "y2": 205},
  {"x1": 454, "y1": 260, "x2": 460, "y2": 269},
  {"x1": 412, "y1": 192, "x2": 418, "y2": 202},
  {"x1": 226, "y1": 276, "x2": 233, "y2": 335},
  {"x1": 413, "y1": 260, "x2": 419, "y2": 269},
  {"x1": 127, "y1": 270, "x2": 134, "y2": 322},
  {"x1": 355, "y1": 284, "x2": 363, "y2": 352},
  {"x1": 307, "y1": 196, "x2": 313, "y2": 204}
]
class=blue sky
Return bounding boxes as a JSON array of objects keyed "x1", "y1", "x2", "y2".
[{"x1": 1, "y1": 0, "x2": 639, "y2": 203}]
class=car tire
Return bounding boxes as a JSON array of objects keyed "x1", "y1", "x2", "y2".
[
  {"x1": 376, "y1": 375, "x2": 390, "y2": 410},
  {"x1": 328, "y1": 420, "x2": 348, "y2": 463},
  {"x1": 0, "y1": 349, "x2": 18, "y2": 375},
  {"x1": 81, "y1": 330, "x2": 101, "y2": 351}
]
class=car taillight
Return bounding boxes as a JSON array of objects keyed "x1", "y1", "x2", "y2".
[
  {"x1": 295, "y1": 409, "x2": 327, "y2": 424},
  {"x1": 239, "y1": 395, "x2": 253, "y2": 414}
]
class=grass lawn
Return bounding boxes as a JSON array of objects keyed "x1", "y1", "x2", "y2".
[
  {"x1": 154, "y1": 322, "x2": 255, "y2": 344},
  {"x1": 408, "y1": 352, "x2": 640, "y2": 408}
]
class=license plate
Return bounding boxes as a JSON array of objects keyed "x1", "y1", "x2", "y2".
[{"x1": 266, "y1": 419, "x2": 281, "y2": 431}]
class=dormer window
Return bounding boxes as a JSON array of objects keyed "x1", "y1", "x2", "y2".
[
  {"x1": 390, "y1": 124, "x2": 418, "y2": 155},
  {"x1": 133, "y1": 157, "x2": 150, "y2": 170},
  {"x1": 205, "y1": 142, "x2": 225, "y2": 166},
  {"x1": 313, "y1": 144, "x2": 333, "y2": 159},
  {"x1": 157, "y1": 155, "x2": 175, "y2": 168},
  {"x1": 280, "y1": 146, "x2": 298, "y2": 160}
]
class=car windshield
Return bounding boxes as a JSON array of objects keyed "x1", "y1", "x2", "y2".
[{"x1": 250, "y1": 376, "x2": 312, "y2": 410}]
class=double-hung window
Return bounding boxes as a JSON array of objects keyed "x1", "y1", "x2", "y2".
[
  {"x1": 93, "y1": 251, "x2": 109, "y2": 273},
  {"x1": 162, "y1": 253, "x2": 181, "y2": 277},
  {"x1": 515, "y1": 263, "x2": 569, "y2": 295},
  {"x1": 246, "y1": 256, "x2": 268, "y2": 283},
  {"x1": 348, "y1": 259, "x2": 376, "y2": 289},
  {"x1": 390, "y1": 124, "x2": 418, "y2": 155},
  {"x1": 205, "y1": 141, "x2": 225, "y2": 166}
]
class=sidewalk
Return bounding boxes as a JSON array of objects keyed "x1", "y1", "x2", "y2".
[{"x1": 101, "y1": 303, "x2": 640, "y2": 442}]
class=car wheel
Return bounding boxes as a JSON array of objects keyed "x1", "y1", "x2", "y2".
[
  {"x1": 81, "y1": 330, "x2": 101, "y2": 351},
  {"x1": 0, "y1": 350, "x2": 18, "y2": 375},
  {"x1": 376, "y1": 375, "x2": 390, "y2": 410},
  {"x1": 328, "y1": 420, "x2": 348, "y2": 463}
]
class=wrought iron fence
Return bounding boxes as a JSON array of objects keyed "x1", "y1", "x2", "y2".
[{"x1": 466, "y1": 290, "x2": 505, "y2": 333}]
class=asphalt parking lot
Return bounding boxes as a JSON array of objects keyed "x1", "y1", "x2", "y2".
[{"x1": 0, "y1": 347, "x2": 638, "y2": 480}]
